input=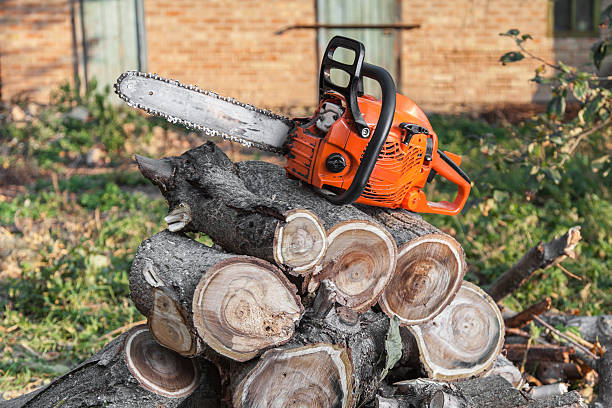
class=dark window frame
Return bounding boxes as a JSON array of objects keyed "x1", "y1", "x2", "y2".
[{"x1": 550, "y1": 0, "x2": 601, "y2": 37}]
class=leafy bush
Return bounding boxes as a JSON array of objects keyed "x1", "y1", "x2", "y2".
[{"x1": 0, "y1": 78, "x2": 157, "y2": 173}]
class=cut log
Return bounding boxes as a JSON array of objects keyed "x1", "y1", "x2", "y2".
[
  {"x1": 191, "y1": 256, "x2": 304, "y2": 362},
  {"x1": 487, "y1": 226, "x2": 581, "y2": 302},
  {"x1": 135, "y1": 142, "x2": 327, "y2": 275},
  {"x1": 130, "y1": 230, "x2": 304, "y2": 361},
  {"x1": 0, "y1": 326, "x2": 221, "y2": 408},
  {"x1": 225, "y1": 309, "x2": 391, "y2": 407},
  {"x1": 359, "y1": 207, "x2": 466, "y2": 325},
  {"x1": 505, "y1": 298, "x2": 552, "y2": 329},
  {"x1": 407, "y1": 281, "x2": 504, "y2": 380},
  {"x1": 504, "y1": 344, "x2": 574, "y2": 364},
  {"x1": 310, "y1": 219, "x2": 397, "y2": 312},
  {"x1": 235, "y1": 160, "x2": 399, "y2": 312},
  {"x1": 232, "y1": 343, "x2": 354, "y2": 408}
]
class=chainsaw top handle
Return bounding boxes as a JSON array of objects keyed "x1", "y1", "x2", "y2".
[{"x1": 319, "y1": 36, "x2": 397, "y2": 205}]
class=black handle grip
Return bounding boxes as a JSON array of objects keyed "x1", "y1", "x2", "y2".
[{"x1": 324, "y1": 62, "x2": 397, "y2": 205}]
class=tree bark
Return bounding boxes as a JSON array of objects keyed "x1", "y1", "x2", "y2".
[
  {"x1": 487, "y1": 226, "x2": 581, "y2": 302},
  {"x1": 0, "y1": 326, "x2": 221, "y2": 408},
  {"x1": 135, "y1": 142, "x2": 327, "y2": 275},
  {"x1": 130, "y1": 230, "x2": 304, "y2": 361},
  {"x1": 235, "y1": 160, "x2": 398, "y2": 312},
  {"x1": 359, "y1": 207, "x2": 466, "y2": 325},
  {"x1": 407, "y1": 281, "x2": 504, "y2": 380}
]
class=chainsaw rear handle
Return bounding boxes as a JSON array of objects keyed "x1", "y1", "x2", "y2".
[
  {"x1": 415, "y1": 149, "x2": 471, "y2": 215},
  {"x1": 324, "y1": 62, "x2": 397, "y2": 205}
]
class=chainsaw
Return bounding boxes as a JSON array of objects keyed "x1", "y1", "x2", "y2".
[{"x1": 115, "y1": 36, "x2": 471, "y2": 215}]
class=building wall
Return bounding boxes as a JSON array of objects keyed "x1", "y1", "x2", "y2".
[
  {"x1": 144, "y1": 0, "x2": 317, "y2": 110},
  {"x1": 0, "y1": 0, "x2": 75, "y2": 102},
  {"x1": 0, "y1": 0, "x2": 607, "y2": 112}
]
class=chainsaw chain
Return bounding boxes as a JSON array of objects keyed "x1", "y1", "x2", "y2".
[{"x1": 114, "y1": 71, "x2": 292, "y2": 154}]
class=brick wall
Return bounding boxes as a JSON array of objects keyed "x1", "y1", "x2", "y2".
[
  {"x1": 144, "y1": 0, "x2": 317, "y2": 110},
  {"x1": 0, "y1": 0, "x2": 607, "y2": 112},
  {"x1": 0, "y1": 0, "x2": 74, "y2": 102}
]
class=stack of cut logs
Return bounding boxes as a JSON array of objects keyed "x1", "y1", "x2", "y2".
[{"x1": 5, "y1": 142, "x2": 603, "y2": 408}]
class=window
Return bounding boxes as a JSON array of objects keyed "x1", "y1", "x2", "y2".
[{"x1": 553, "y1": 0, "x2": 601, "y2": 36}]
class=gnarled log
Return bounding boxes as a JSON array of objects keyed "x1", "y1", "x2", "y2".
[
  {"x1": 235, "y1": 160, "x2": 398, "y2": 312},
  {"x1": 0, "y1": 326, "x2": 221, "y2": 408},
  {"x1": 130, "y1": 230, "x2": 304, "y2": 361},
  {"x1": 407, "y1": 281, "x2": 504, "y2": 380},
  {"x1": 361, "y1": 207, "x2": 466, "y2": 325},
  {"x1": 135, "y1": 142, "x2": 327, "y2": 275}
]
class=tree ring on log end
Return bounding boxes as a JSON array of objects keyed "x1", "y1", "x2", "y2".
[
  {"x1": 274, "y1": 209, "x2": 327, "y2": 275},
  {"x1": 123, "y1": 325, "x2": 200, "y2": 397},
  {"x1": 192, "y1": 257, "x2": 304, "y2": 361},
  {"x1": 148, "y1": 288, "x2": 197, "y2": 356},
  {"x1": 316, "y1": 220, "x2": 397, "y2": 312},
  {"x1": 380, "y1": 234, "x2": 465, "y2": 325},
  {"x1": 233, "y1": 343, "x2": 353, "y2": 408},
  {"x1": 409, "y1": 281, "x2": 504, "y2": 380}
]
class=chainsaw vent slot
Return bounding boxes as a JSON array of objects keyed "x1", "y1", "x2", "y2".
[{"x1": 361, "y1": 141, "x2": 425, "y2": 206}]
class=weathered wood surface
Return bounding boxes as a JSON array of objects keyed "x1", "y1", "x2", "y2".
[
  {"x1": 407, "y1": 281, "x2": 504, "y2": 380},
  {"x1": 136, "y1": 142, "x2": 327, "y2": 275},
  {"x1": 360, "y1": 207, "x2": 466, "y2": 325},
  {"x1": 487, "y1": 226, "x2": 581, "y2": 302},
  {"x1": 0, "y1": 326, "x2": 221, "y2": 408},
  {"x1": 232, "y1": 343, "x2": 354, "y2": 408},
  {"x1": 130, "y1": 230, "x2": 304, "y2": 361}
]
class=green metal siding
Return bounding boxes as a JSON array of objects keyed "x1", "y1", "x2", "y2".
[{"x1": 317, "y1": 0, "x2": 399, "y2": 97}]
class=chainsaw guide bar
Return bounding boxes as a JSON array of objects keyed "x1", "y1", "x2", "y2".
[{"x1": 114, "y1": 71, "x2": 293, "y2": 154}]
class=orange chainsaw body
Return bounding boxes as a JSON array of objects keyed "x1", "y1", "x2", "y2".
[{"x1": 285, "y1": 93, "x2": 471, "y2": 215}]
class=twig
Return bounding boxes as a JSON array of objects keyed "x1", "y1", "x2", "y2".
[
  {"x1": 560, "y1": 116, "x2": 612, "y2": 166},
  {"x1": 557, "y1": 264, "x2": 582, "y2": 281},
  {"x1": 517, "y1": 337, "x2": 532, "y2": 389},
  {"x1": 99, "y1": 319, "x2": 146, "y2": 341},
  {"x1": 533, "y1": 315, "x2": 599, "y2": 360},
  {"x1": 517, "y1": 42, "x2": 561, "y2": 71}
]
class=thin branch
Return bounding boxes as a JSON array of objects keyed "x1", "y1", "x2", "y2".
[
  {"x1": 533, "y1": 315, "x2": 599, "y2": 360},
  {"x1": 560, "y1": 116, "x2": 612, "y2": 166},
  {"x1": 517, "y1": 42, "x2": 561, "y2": 71}
]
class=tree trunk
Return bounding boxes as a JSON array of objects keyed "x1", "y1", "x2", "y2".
[
  {"x1": 135, "y1": 142, "x2": 327, "y2": 276},
  {"x1": 235, "y1": 160, "x2": 398, "y2": 312},
  {"x1": 130, "y1": 230, "x2": 304, "y2": 361},
  {"x1": 0, "y1": 326, "x2": 221, "y2": 408},
  {"x1": 407, "y1": 281, "x2": 504, "y2": 380},
  {"x1": 487, "y1": 226, "x2": 581, "y2": 302},
  {"x1": 359, "y1": 207, "x2": 466, "y2": 325}
]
